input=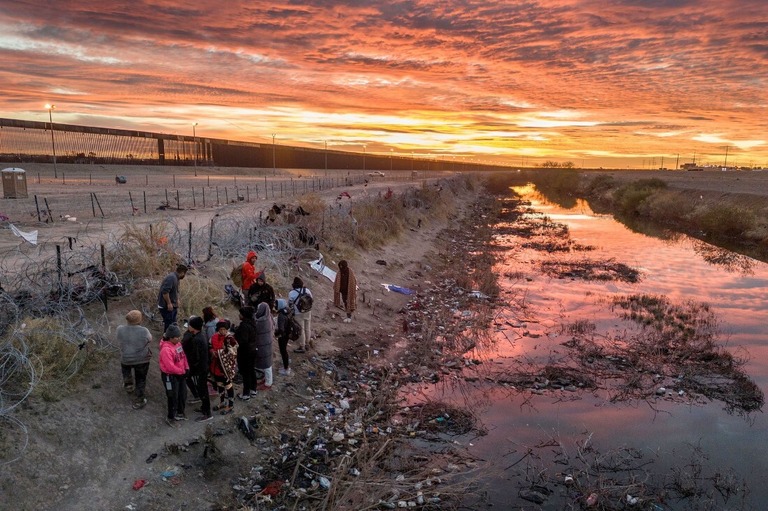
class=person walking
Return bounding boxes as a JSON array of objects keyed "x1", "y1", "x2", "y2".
[
  {"x1": 274, "y1": 299, "x2": 295, "y2": 375},
  {"x1": 234, "y1": 306, "x2": 258, "y2": 400},
  {"x1": 241, "y1": 251, "x2": 263, "y2": 295},
  {"x1": 209, "y1": 320, "x2": 238, "y2": 414},
  {"x1": 202, "y1": 306, "x2": 218, "y2": 343},
  {"x1": 157, "y1": 263, "x2": 188, "y2": 332},
  {"x1": 289, "y1": 277, "x2": 313, "y2": 353},
  {"x1": 182, "y1": 316, "x2": 212, "y2": 422},
  {"x1": 253, "y1": 302, "x2": 274, "y2": 390},
  {"x1": 158, "y1": 324, "x2": 188, "y2": 427},
  {"x1": 247, "y1": 273, "x2": 276, "y2": 311},
  {"x1": 116, "y1": 310, "x2": 152, "y2": 409},
  {"x1": 333, "y1": 260, "x2": 357, "y2": 323}
]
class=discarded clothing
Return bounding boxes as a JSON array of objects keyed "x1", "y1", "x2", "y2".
[
  {"x1": 9, "y1": 223, "x2": 38, "y2": 245},
  {"x1": 381, "y1": 283, "x2": 415, "y2": 295}
]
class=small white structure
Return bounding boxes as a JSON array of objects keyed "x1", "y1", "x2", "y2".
[{"x1": 2, "y1": 167, "x2": 28, "y2": 198}]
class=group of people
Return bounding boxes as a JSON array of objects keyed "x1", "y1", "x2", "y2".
[{"x1": 117, "y1": 253, "x2": 358, "y2": 426}]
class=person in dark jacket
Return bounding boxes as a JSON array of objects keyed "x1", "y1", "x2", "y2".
[
  {"x1": 156, "y1": 264, "x2": 187, "y2": 332},
  {"x1": 182, "y1": 315, "x2": 212, "y2": 422},
  {"x1": 253, "y1": 302, "x2": 274, "y2": 390},
  {"x1": 234, "y1": 306, "x2": 258, "y2": 400},
  {"x1": 274, "y1": 298, "x2": 294, "y2": 376},
  {"x1": 247, "y1": 274, "x2": 276, "y2": 311}
]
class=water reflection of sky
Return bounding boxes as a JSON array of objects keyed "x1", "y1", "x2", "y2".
[{"x1": 414, "y1": 188, "x2": 768, "y2": 509}]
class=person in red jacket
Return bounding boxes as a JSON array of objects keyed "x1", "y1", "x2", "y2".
[
  {"x1": 241, "y1": 250, "x2": 264, "y2": 292},
  {"x1": 209, "y1": 320, "x2": 238, "y2": 415},
  {"x1": 158, "y1": 324, "x2": 189, "y2": 427}
]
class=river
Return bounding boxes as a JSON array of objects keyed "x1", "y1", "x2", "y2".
[{"x1": 410, "y1": 185, "x2": 768, "y2": 510}]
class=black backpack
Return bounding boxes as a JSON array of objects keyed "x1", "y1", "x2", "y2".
[
  {"x1": 295, "y1": 288, "x2": 313, "y2": 313},
  {"x1": 287, "y1": 314, "x2": 302, "y2": 341}
]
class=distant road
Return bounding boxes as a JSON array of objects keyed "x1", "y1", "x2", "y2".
[{"x1": 582, "y1": 169, "x2": 768, "y2": 198}]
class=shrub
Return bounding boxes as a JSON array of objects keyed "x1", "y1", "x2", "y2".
[
  {"x1": 613, "y1": 179, "x2": 668, "y2": 216},
  {"x1": 693, "y1": 204, "x2": 756, "y2": 240}
]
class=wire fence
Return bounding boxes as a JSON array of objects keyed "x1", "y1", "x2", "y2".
[{"x1": 0, "y1": 174, "x2": 457, "y2": 457}]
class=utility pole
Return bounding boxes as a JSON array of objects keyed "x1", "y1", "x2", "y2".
[
  {"x1": 272, "y1": 134, "x2": 276, "y2": 175},
  {"x1": 676, "y1": 153, "x2": 680, "y2": 170},
  {"x1": 723, "y1": 145, "x2": 729, "y2": 168}
]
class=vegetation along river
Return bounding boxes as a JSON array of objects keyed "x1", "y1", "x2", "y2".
[{"x1": 408, "y1": 184, "x2": 768, "y2": 510}]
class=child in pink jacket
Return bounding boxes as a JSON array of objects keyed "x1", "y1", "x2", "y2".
[{"x1": 159, "y1": 324, "x2": 189, "y2": 426}]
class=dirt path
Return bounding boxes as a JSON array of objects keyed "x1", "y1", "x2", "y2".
[{"x1": 1, "y1": 166, "x2": 471, "y2": 510}]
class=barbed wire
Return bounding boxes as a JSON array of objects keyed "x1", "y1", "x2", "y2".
[{"x1": 0, "y1": 174, "x2": 461, "y2": 463}]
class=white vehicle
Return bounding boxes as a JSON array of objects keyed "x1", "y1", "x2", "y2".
[{"x1": 368, "y1": 171, "x2": 385, "y2": 177}]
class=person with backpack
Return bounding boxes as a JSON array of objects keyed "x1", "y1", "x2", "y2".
[
  {"x1": 274, "y1": 298, "x2": 298, "y2": 375},
  {"x1": 288, "y1": 277, "x2": 313, "y2": 353},
  {"x1": 116, "y1": 310, "x2": 152, "y2": 410}
]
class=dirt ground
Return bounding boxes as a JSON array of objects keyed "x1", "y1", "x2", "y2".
[
  {"x1": 0, "y1": 163, "x2": 472, "y2": 511},
  {"x1": 2, "y1": 165, "x2": 766, "y2": 510}
]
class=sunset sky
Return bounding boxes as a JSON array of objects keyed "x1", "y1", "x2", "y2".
[{"x1": 1, "y1": 1, "x2": 766, "y2": 169}]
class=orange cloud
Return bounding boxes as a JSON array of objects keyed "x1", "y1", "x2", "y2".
[{"x1": 0, "y1": 0, "x2": 766, "y2": 168}]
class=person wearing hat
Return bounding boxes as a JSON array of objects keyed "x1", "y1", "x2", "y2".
[
  {"x1": 288, "y1": 276, "x2": 313, "y2": 353},
  {"x1": 116, "y1": 310, "x2": 152, "y2": 409},
  {"x1": 182, "y1": 316, "x2": 212, "y2": 422},
  {"x1": 158, "y1": 324, "x2": 188, "y2": 427},
  {"x1": 209, "y1": 320, "x2": 238, "y2": 414},
  {"x1": 247, "y1": 273, "x2": 275, "y2": 311}
]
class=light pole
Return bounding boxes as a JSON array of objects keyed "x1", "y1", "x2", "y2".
[
  {"x1": 324, "y1": 140, "x2": 328, "y2": 175},
  {"x1": 363, "y1": 145, "x2": 366, "y2": 171},
  {"x1": 192, "y1": 122, "x2": 198, "y2": 174},
  {"x1": 272, "y1": 133, "x2": 276, "y2": 174},
  {"x1": 411, "y1": 151, "x2": 414, "y2": 172},
  {"x1": 44, "y1": 104, "x2": 58, "y2": 179},
  {"x1": 390, "y1": 149, "x2": 393, "y2": 171}
]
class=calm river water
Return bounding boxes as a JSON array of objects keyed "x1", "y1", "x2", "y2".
[{"x1": 412, "y1": 186, "x2": 768, "y2": 510}]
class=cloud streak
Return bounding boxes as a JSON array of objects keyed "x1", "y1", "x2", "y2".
[{"x1": 0, "y1": 0, "x2": 766, "y2": 167}]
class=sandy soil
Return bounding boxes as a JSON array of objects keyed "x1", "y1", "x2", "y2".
[{"x1": 0, "y1": 163, "x2": 467, "y2": 511}]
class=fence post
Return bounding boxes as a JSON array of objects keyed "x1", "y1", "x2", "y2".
[
  {"x1": 56, "y1": 244, "x2": 62, "y2": 290},
  {"x1": 90, "y1": 193, "x2": 96, "y2": 217},
  {"x1": 173, "y1": 174, "x2": 176, "y2": 187},
  {"x1": 188, "y1": 222, "x2": 192, "y2": 266},
  {"x1": 207, "y1": 175, "x2": 210, "y2": 187},
  {"x1": 225, "y1": 187, "x2": 229, "y2": 204},
  {"x1": 246, "y1": 186, "x2": 249, "y2": 203},
  {"x1": 192, "y1": 188, "x2": 196, "y2": 207},
  {"x1": 202, "y1": 187, "x2": 206, "y2": 208},
  {"x1": 100, "y1": 243, "x2": 108, "y2": 311},
  {"x1": 129, "y1": 191, "x2": 135, "y2": 215},
  {"x1": 143, "y1": 190, "x2": 147, "y2": 213},
  {"x1": 93, "y1": 193, "x2": 105, "y2": 217},
  {"x1": 176, "y1": 189, "x2": 180, "y2": 210},
  {"x1": 34, "y1": 195, "x2": 41, "y2": 222},
  {"x1": 264, "y1": 176, "x2": 267, "y2": 199},
  {"x1": 207, "y1": 217, "x2": 214, "y2": 260},
  {"x1": 43, "y1": 197, "x2": 53, "y2": 222},
  {"x1": 62, "y1": 172, "x2": 65, "y2": 185}
]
